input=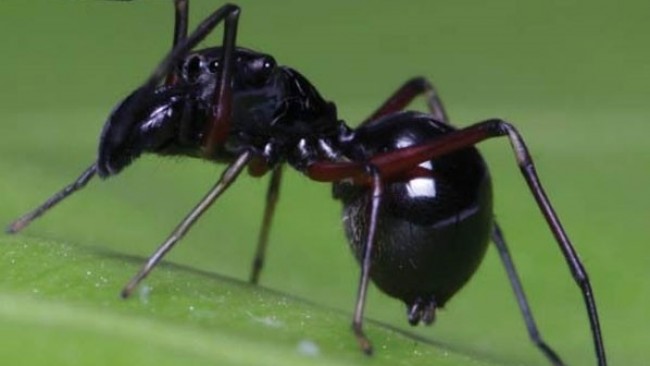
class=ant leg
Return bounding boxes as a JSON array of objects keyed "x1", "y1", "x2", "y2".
[
  {"x1": 4, "y1": 1, "x2": 194, "y2": 234},
  {"x1": 351, "y1": 165, "x2": 383, "y2": 355},
  {"x1": 142, "y1": 4, "x2": 240, "y2": 90},
  {"x1": 492, "y1": 223, "x2": 564, "y2": 366},
  {"x1": 496, "y1": 123, "x2": 607, "y2": 366},
  {"x1": 167, "y1": 0, "x2": 239, "y2": 151},
  {"x1": 249, "y1": 166, "x2": 283, "y2": 284},
  {"x1": 165, "y1": 0, "x2": 189, "y2": 85},
  {"x1": 106, "y1": 4, "x2": 241, "y2": 156},
  {"x1": 6, "y1": 164, "x2": 97, "y2": 234},
  {"x1": 307, "y1": 119, "x2": 606, "y2": 365},
  {"x1": 171, "y1": 0, "x2": 189, "y2": 48},
  {"x1": 201, "y1": 6, "x2": 240, "y2": 154},
  {"x1": 493, "y1": 121, "x2": 606, "y2": 366},
  {"x1": 363, "y1": 77, "x2": 448, "y2": 124},
  {"x1": 121, "y1": 151, "x2": 252, "y2": 298}
]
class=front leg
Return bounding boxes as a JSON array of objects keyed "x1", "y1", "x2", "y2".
[
  {"x1": 165, "y1": 0, "x2": 189, "y2": 85},
  {"x1": 172, "y1": 0, "x2": 189, "y2": 48},
  {"x1": 99, "y1": 4, "x2": 242, "y2": 167},
  {"x1": 202, "y1": 5, "x2": 241, "y2": 155}
]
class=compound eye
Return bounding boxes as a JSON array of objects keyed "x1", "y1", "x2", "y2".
[
  {"x1": 261, "y1": 56, "x2": 276, "y2": 74},
  {"x1": 182, "y1": 55, "x2": 202, "y2": 83},
  {"x1": 249, "y1": 55, "x2": 277, "y2": 85},
  {"x1": 207, "y1": 59, "x2": 221, "y2": 74}
]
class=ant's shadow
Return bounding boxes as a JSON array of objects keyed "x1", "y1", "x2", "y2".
[{"x1": 99, "y1": 247, "x2": 508, "y2": 365}]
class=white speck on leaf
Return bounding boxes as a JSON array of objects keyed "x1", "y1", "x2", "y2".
[
  {"x1": 297, "y1": 340, "x2": 320, "y2": 357},
  {"x1": 247, "y1": 311, "x2": 284, "y2": 328},
  {"x1": 139, "y1": 284, "x2": 152, "y2": 304},
  {"x1": 276, "y1": 298, "x2": 288, "y2": 307},
  {"x1": 94, "y1": 275, "x2": 109, "y2": 288}
]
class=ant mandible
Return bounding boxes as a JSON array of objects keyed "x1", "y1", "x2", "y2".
[{"x1": 6, "y1": 2, "x2": 606, "y2": 365}]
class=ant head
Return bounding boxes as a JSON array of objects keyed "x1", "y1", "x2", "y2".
[
  {"x1": 96, "y1": 85, "x2": 198, "y2": 178},
  {"x1": 96, "y1": 48, "x2": 295, "y2": 178}
]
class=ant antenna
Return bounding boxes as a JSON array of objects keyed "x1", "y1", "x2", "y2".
[{"x1": 6, "y1": 163, "x2": 97, "y2": 234}]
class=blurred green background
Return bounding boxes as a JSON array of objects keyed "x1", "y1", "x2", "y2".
[{"x1": 1, "y1": 0, "x2": 649, "y2": 365}]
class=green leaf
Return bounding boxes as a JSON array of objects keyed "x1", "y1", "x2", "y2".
[
  {"x1": 0, "y1": 236, "x2": 496, "y2": 366},
  {"x1": 2, "y1": 1, "x2": 649, "y2": 365}
]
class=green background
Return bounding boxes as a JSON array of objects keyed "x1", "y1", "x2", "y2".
[{"x1": 1, "y1": 1, "x2": 648, "y2": 365}]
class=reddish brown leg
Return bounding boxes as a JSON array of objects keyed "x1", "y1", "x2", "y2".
[
  {"x1": 137, "y1": 2, "x2": 241, "y2": 155},
  {"x1": 306, "y1": 119, "x2": 606, "y2": 366},
  {"x1": 111, "y1": 4, "x2": 241, "y2": 152},
  {"x1": 307, "y1": 119, "x2": 503, "y2": 184},
  {"x1": 363, "y1": 77, "x2": 448, "y2": 124},
  {"x1": 143, "y1": 4, "x2": 240, "y2": 90},
  {"x1": 201, "y1": 7, "x2": 240, "y2": 156}
]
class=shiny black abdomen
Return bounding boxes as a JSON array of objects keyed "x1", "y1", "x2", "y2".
[{"x1": 334, "y1": 112, "x2": 493, "y2": 308}]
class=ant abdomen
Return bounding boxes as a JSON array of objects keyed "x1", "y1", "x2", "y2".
[{"x1": 334, "y1": 114, "x2": 492, "y2": 321}]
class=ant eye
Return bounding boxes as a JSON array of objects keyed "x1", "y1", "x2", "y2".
[
  {"x1": 208, "y1": 60, "x2": 221, "y2": 74},
  {"x1": 262, "y1": 57, "x2": 276, "y2": 71},
  {"x1": 183, "y1": 55, "x2": 202, "y2": 83},
  {"x1": 247, "y1": 56, "x2": 276, "y2": 85}
]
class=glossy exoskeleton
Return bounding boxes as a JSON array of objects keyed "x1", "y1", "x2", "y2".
[{"x1": 7, "y1": 2, "x2": 606, "y2": 365}]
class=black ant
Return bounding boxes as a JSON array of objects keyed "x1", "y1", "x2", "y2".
[{"x1": 6, "y1": 2, "x2": 606, "y2": 365}]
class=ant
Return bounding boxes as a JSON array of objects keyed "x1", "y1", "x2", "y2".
[{"x1": 7, "y1": 2, "x2": 606, "y2": 365}]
